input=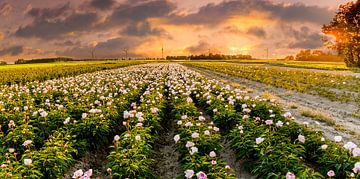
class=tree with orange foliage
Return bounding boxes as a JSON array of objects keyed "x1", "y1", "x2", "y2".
[{"x1": 322, "y1": 1, "x2": 360, "y2": 67}]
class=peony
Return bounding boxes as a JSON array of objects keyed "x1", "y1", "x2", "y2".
[
  {"x1": 213, "y1": 127, "x2": 219, "y2": 132},
  {"x1": 211, "y1": 160, "x2": 217, "y2": 165},
  {"x1": 298, "y1": 135, "x2": 305, "y2": 143},
  {"x1": 284, "y1": 112, "x2": 292, "y2": 118},
  {"x1": 135, "y1": 135, "x2": 141, "y2": 141},
  {"x1": 276, "y1": 121, "x2": 283, "y2": 127},
  {"x1": 190, "y1": 146, "x2": 198, "y2": 155},
  {"x1": 204, "y1": 130, "x2": 210, "y2": 136},
  {"x1": 185, "y1": 169, "x2": 194, "y2": 178},
  {"x1": 73, "y1": 169, "x2": 83, "y2": 178},
  {"x1": 82, "y1": 113, "x2": 87, "y2": 119},
  {"x1": 114, "y1": 135, "x2": 120, "y2": 141},
  {"x1": 286, "y1": 172, "x2": 296, "y2": 179},
  {"x1": 24, "y1": 159, "x2": 32, "y2": 166},
  {"x1": 353, "y1": 162, "x2": 360, "y2": 173},
  {"x1": 321, "y1": 144, "x2": 328, "y2": 150},
  {"x1": 352, "y1": 148, "x2": 360, "y2": 157},
  {"x1": 177, "y1": 120, "x2": 183, "y2": 125},
  {"x1": 174, "y1": 134, "x2": 180, "y2": 143},
  {"x1": 265, "y1": 120, "x2": 273, "y2": 125},
  {"x1": 83, "y1": 169, "x2": 93, "y2": 178},
  {"x1": 196, "y1": 171, "x2": 207, "y2": 179},
  {"x1": 256, "y1": 137, "x2": 264, "y2": 145},
  {"x1": 64, "y1": 117, "x2": 70, "y2": 125},
  {"x1": 191, "y1": 133, "x2": 199, "y2": 139},
  {"x1": 22, "y1": 140, "x2": 32, "y2": 146},
  {"x1": 198, "y1": 116, "x2": 205, "y2": 121},
  {"x1": 327, "y1": 170, "x2": 335, "y2": 177},
  {"x1": 181, "y1": 115, "x2": 187, "y2": 120},
  {"x1": 334, "y1": 136, "x2": 342, "y2": 142},
  {"x1": 209, "y1": 151, "x2": 216, "y2": 158},
  {"x1": 8, "y1": 120, "x2": 16, "y2": 128},
  {"x1": 186, "y1": 97, "x2": 193, "y2": 103},
  {"x1": 151, "y1": 107, "x2": 158, "y2": 114},
  {"x1": 8, "y1": 148, "x2": 15, "y2": 153},
  {"x1": 185, "y1": 122, "x2": 193, "y2": 127},
  {"x1": 344, "y1": 142, "x2": 357, "y2": 150},
  {"x1": 186, "y1": 141, "x2": 195, "y2": 148}
]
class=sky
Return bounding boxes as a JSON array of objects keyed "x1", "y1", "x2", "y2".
[{"x1": 0, "y1": 0, "x2": 355, "y2": 62}]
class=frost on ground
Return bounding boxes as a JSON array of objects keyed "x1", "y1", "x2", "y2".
[{"x1": 188, "y1": 65, "x2": 360, "y2": 144}]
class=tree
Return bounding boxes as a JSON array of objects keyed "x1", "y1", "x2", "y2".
[{"x1": 322, "y1": 1, "x2": 360, "y2": 67}]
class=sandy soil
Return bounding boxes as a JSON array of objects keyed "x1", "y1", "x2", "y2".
[
  {"x1": 187, "y1": 65, "x2": 360, "y2": 144},
  {"x1": 153, "y1": 121, "x2": 182, "y2": 179},
  {"x1": 63, "y1": 148, "x2": 110, "y2": 179}
]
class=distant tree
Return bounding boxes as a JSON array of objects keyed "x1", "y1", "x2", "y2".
[
  {"x1": 284, "y1": 55, "x2": 294, "y2": 61},
  {"x1": 0, "y1": 61, "x2": 6, "y2": 65},
  {"x1": 322, "y1": 1, "x2": 360, "y2": 67}
]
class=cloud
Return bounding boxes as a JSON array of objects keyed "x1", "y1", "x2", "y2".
[
  {"x1": 185, "y1": 40, "x2": 211, "y2": 54},
  {"x1": 15, "y1": 11, "x2": 100, "y2": 39},
  {"x1": 106, "y1": 0, "x2": 175, "y2": 25},
  {"x1": 0, "y1": 3, "x2": 13, "y2": 16},
  {"x1": 0, "y1": 45, "x2": 24, "y2": 56},
  {"x1": 247, "y1": 27, "x2": 267, "y2": 38},
  {"x1": 121, "y1": 21, "x2": 165, "y2": 36},
  {"x1": 169, "y1": 0, "x2": 334, "y2": 25},
  {"x1": 54, "y1": 40, "x2": 81, "y2": 47},
  {"x1": 282, "y1": 25, "x2": 323, "y2": 49},
  {"x1": 89, "y1": 0, "x2": 116, "y2": 10},
  {"x1": 59, "y1": 37, "x2": 143, "y2": 58},
  {"x1": 15, "y1": 3, "x2": 101, "y2": 40}
]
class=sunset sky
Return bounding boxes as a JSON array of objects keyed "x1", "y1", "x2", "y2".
[{"x1": 0, "y1": 0, "x2": 354, "y2": 62}]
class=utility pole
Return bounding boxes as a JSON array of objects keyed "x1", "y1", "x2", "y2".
[
  {"x1": 91, "y1": 47, "x2": 96, "y2": 59},
  {"x1": 208, "y1": 49, "x2": 211, "y2": 56},
  {"x1": 162, "y1": 45, "x2": 164, "y2": 59}
]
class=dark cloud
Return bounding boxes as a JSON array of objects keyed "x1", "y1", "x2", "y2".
[
  {"x1": 282, "y1": 25, "x2": 323, "y2": 48},
  {"x1": 0, "y1": 3, "x2": 12, "y2": 16},
  {"x1": 247, "y1": 27, "x2": 266, "y2": 38},
  {"x1": 185, "y1": 40, "x2": 211, "y2": 54},
  {"x1": 169, "y1": 0, "x2": 333, "y2": 25},
  {"x1": 28, "y1": 3, "x2": 71, "y2": 20},
  {"x1": 54, "y1": 40, "x2": 81, "y2": 47},
  {"x1": 89, "y1": 0, "x2": 116, "y2": 10},
  {"x1": 59, "y1": 37, "x2": 143, "y2": 58},
  {"x1": 0, "y1": 45, "x2": 24, "y2": 56},
  {"x1": 121, "y1": 21, "x2": 165, "y2": 36},
  {"x1": 106, "y1": 0, "x2": 175, "y2": 25},
  {"x1": 15, "y1": 10, "x2": 100, "y2": 39}
]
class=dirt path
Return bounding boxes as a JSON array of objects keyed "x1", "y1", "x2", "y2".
[
  {"x1": 153, "y1": 121, "x2": 182, "y2": 179},
  {"x1": 199, "y1": 109, "x2": 256, "y2": 179},
  {"x1": 186, "y1": 65, "x2": 360, "y2": 144}
]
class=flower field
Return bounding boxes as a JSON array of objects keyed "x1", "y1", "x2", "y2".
[
  {"x1": 0, "y1": 63, "x2": 359, "y2": 178},
  {"x1": 183, "y1": 62, "x2": 360, "y2": 104}
]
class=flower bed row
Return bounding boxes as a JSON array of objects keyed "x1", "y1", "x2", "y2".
[
  {"x1": 0, "y1": 65, "x2": 156, "y2": 178},
  {"x1": 107, "y1": 68, "x2": 167, "y2": 178},
  {"x1": 166, "y1": 65, "x2": 236, "y2": 179},
  {"x1": 179, "y1": 65, "x2": 360, "y2": 178}
]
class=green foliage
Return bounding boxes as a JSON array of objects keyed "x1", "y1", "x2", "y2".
[{"x1": 323, "y1": 1, "x2": 360, "y2": 67}]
